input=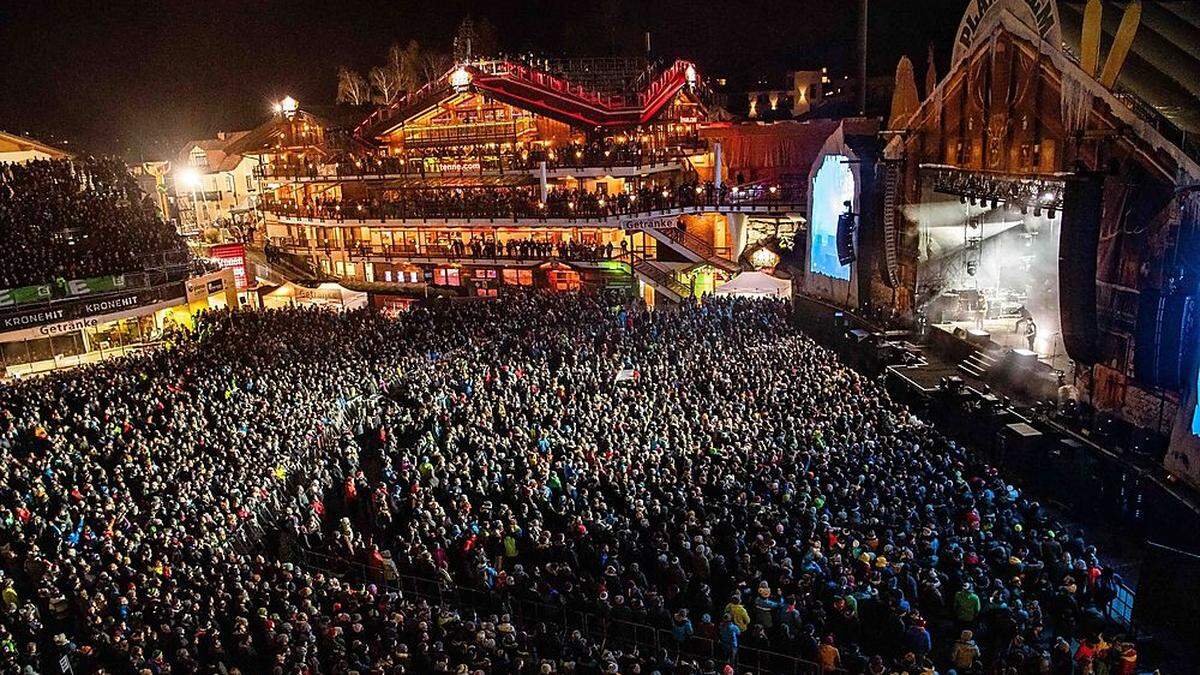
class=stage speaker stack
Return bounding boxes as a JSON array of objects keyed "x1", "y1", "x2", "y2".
[
  {"x1": 1058, "y1": 172, "x2": 1105, "y2": 364},
  {"x1": 1135, "y1": 290, "x2": 1197, "y2": 391},
  {"x1": 837, "y1": 212, "x2": 857, "y2": 266}
]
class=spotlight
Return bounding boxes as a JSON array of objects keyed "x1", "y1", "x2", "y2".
[
  {"x1": 1033, "y1": 206, "x2": 1042, "y2": 217},
  {"x1": 969, "y1": 196, "x2": 977, "y2": 206},
  {"x1": 991, "y1": 198, "x2": 999, "y2": 209},
  {"x1": 1047, "y1": 207, "x2": 1057, "y2": 219},
  {"x1": 1020, "y1": 204, "x2": 1028, "y2": 215}
]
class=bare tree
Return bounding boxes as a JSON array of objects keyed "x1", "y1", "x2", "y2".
[
  {"x1": 420, "y1": 52, "x2": 452, "y2": 85},
  {"x1": 336, "y1": 66, "x2": 370, "y2": 106},
  {"x1": 369, "y1": 66, "x2": 400, "y2": 104},
  {"x1": 388, "y1": 40, "x2": 424, "y2": 94}
]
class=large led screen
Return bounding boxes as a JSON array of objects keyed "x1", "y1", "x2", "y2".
[{"x1": 809, "y1": 154, "x2": 855, "y2": 280}]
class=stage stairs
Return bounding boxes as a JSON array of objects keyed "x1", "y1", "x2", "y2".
[{"x1": 958, "y1": 347, "x2": 999, "y2": 379}]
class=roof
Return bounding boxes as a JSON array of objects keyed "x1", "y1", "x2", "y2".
[
  {"x1": 221, "y1": 106, "x2": 376, "y2": 158},
  {"x1": 1058, "y1": 1, "x2": 1200, "y2": 135},
  {"x1": 902, "y1": 4, "x2": 1199, "y2": 181},
  {"x1": 0, "y1": 130, "x2": 71, "y2": 159},
  {"x1": 699, "y1": 120, "x2": 842, "y2": 181},
  {"x1": 359, "y1": 59, "x2": 702, "y2": 139},
  {"x1": 176, "y1": 131, "x2": 251, "y2": 174}
]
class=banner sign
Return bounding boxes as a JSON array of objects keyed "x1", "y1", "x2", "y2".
[
  {"x1": 623, "y1": 215, "x2": 680, "y2": 231},
  {"x1": 952, "y1": 0, "x2": 1061, "y2": 67},
  {"x1": 0, "y1": 284, "x2": 52, "y2": 308},
  {"x1": 433, "y1": 161, "x2": 482, "y2": 174},
  {"x1": 185, "y1": 268, "x2": 236, "y2": 304},
  {"x1": 0, "y1": 283, "x2": 185, "y2": 334},
  {"x1": 210, "y1": 243, "x2": 248, "y2": 290},
  {"x1": 67, "y1": 274, "x2": 127, "y2": 297}
]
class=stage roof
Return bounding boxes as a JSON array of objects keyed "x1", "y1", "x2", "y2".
[{"x1": 1058, "y1": 1, "x2": 1200, "y2": 135}]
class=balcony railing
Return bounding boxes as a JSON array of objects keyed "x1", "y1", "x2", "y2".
[
  {"x1": 254, "y1": 138, "x2": 704, "y2": 182},
  {"x1": 261, "y1": 183, "x2": 800, "y2": 222},
  {"x1": 275, "y1": 236, "x2": 619, "y2": 260}
]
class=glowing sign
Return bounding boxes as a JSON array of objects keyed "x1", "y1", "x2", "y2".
[{"x1": 809, "y1": 155, "x2": 855, "y2": 281}]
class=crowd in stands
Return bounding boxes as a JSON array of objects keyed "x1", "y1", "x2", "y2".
[
  {"x1": 0, "y1": 292, "x2": 1139, "y2": 674},
  {"x1": 264, "y1": 180, "x2": 791, "y2": 223},
  {"x1": 0, "y1": 158, "x2": 186, "y2": 290}
]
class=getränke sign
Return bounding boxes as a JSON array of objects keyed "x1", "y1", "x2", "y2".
[{"x1": 0, "y1": 285, "x2": 182, "y2": 333}]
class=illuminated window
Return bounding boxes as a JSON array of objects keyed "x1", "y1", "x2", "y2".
[
  {"x1": 501, "y1": 269, "x2": 533, "y2": 286},
  {"x1": 809, "y1": 154, "x2": 855, "y2": 281},
  {"x1": 434, "y1": 268, "x2": 461, "y2": 286}
]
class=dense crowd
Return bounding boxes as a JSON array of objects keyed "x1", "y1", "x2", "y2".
[
  {"x1": 0, "y1": 158, "x2": 186, "y2": 289},
  {"x1": 0, "y1": 293, "x2": 1138, "y2": 674},
  {"x1": 262, "y1": 180, "x2": 792, "y2": 222}
]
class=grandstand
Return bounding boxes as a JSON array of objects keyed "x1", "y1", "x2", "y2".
[{"x1": 0, "y1": 157, "x2": 197, "y2": 372}]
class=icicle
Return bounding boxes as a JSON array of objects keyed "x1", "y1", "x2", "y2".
[{"x1": 1061, "y1": 68, "x2": 1093, "y2": 136}]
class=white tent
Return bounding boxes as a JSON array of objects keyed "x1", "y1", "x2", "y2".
[{"x1": 713, "y1": 271, "x2": 792, "y2": 298}]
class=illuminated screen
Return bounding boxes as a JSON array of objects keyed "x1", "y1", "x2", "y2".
[
  {"x1": 809, "y1": 154, "x2": 855, "y2": 280},
  {"x1": 1193, "y1": 357, "x2": 1200, "y2": 436}
]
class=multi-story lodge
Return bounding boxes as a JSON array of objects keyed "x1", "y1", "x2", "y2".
[{"x1": 250, "y1": 58, "x2": 811, "y2": 304}]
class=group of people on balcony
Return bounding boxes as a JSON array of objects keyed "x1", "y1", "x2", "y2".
[
  {"x1": 262, "y1": 133, "x2": 704, "y2": 180},
  {"x1": 265, "y1": 179, "x2": 784, "y2": 222},
  {"x1": 443, "y1": 235, "x2": 616, "y2": 261},
  {"x1": 0, "y1": 157, "x2": 185, "y2": 290}
]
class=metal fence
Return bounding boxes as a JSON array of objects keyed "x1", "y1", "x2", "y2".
[{"x1": 296, "y1": 546, "x2": 838, "y2": 675}]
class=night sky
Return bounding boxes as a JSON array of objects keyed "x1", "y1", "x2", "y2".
[{"x1": 0, "y1": 0, "x2": 967, "y2": 159}]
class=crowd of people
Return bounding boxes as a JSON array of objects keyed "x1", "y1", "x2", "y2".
[
  {"x1": 432, "y1": 236, "x2": 616, "y2": 261},
  {"x1": 260, "y1": 136, "x2": 704, "y2": 181},
  {"x1": 0, "y1": 293, "x2": 1138, "y2": 674},
  {"x1": 262, "y1": 180, "x2": 793, "y2": 223},
  {"x1": 0, "y1": 158, "x2": 186, "y2": 290}
]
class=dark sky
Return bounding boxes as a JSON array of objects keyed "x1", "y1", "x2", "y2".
[{"x1": 0, "y1": 0, "x2": 967, "y2": 159}]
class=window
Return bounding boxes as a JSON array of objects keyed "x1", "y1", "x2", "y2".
[
  {"x1": 189, "y1": 147, "x2": 209, "y2": 168},
  {"x1": 473, "y1": 268, "x2": 497, "y2": 279},
  {"x1": 502, "y1": 269, "x2": 533, "y2": 286},
  {"x1": 434, "y1": 268, "x2": 461, "y2": 286}
]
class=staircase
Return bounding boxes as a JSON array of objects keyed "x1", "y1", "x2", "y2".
[
  {"x1": 636, "y1": 225, "x2": 740, "y2": 273},
  {"x1": 615, "y1": 252, "x2": 691, "y2": 303},
  {"x1": 958, "y1": 348, "x2": 998, "y2": 379}
]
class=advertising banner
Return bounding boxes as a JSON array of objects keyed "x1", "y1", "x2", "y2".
[
  {"x1": 0, "y1": 283, "x2": 186, "y2": 337},
  {"x1": 67, "y1": 274, "x2": 127, "y2": 297},
  {"x1": 0, "y1": 284, "x2": 52, "y2": 308},
  {"x1": 210, "y1": 243, "x2": 249, "y2": 290}
]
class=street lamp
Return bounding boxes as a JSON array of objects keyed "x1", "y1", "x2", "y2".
[{"x1": 177, "y1": 168, "x2": 207, "y2": 232}]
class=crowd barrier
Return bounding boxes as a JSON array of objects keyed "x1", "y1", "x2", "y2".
[{"x1": 296, "y1": 546, "x2": 839, "y2": 675}]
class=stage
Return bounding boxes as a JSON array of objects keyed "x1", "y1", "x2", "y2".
[{"x1": 933, "y1": 317, "x2": 1071, "y2": 374}]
